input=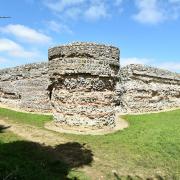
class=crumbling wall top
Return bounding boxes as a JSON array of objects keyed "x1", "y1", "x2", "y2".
[
  {"x1": 48, "y1": 42, "x2": 120, "y2": 78},
  {"x1": 0, "y1": 62, "x2": 48, "y2": 81},
  {"x1": 121, "y1": 64, "x2": 180, "y2": 81}
]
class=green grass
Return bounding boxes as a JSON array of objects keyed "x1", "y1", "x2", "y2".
[
  {"x1": 0, "y1": 131, "x2": 90, "y2": 180},
  {"x1": 68, "y1": 110, "x2": 180, "y2": 179},
  {"x1": 0, "y1": 107, "x2": 52, "y2": 127},
  {"x1": 0, "y1": 108, "x2": 89, "y2": 180},
  {"x1": 0, "y1": 138, "x2": 91, "y2": 180},
  {"x1": 0, "y1": 107, "x2": 180, "y2": 179}
]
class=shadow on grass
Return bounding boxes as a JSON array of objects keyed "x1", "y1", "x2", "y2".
[
  {"x1": 0, "y1": 125, "x2": 10, "y2": 133},
  {"x1": 0, "y1": 141, "x2": 93, "y2": 180}
]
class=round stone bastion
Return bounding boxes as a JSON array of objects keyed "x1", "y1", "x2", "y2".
[{"x1": 48, "y1": 42, "x2": 120, "y2": 131}]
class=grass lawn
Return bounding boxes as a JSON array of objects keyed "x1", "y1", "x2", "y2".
[
  {"x1": 0, "y1": 108, "x2": 52, "y2": 128},
  {"x1": 0, "y1": 107, "x2": 180, "y2": 179}
]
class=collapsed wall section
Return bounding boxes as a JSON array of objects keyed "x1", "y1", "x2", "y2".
[
  {"x1": 48, "y1": 42, "x2": 120, "y2": 129},
  {"x1": 0, "y1": 62, "x2": 51, "y2": 112},
  {"x1": 117, "y1": 64, "x2": 180, "y2": 113}
]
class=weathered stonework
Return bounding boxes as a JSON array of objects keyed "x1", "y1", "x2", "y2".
[
  {"x1": 0, "y1": 42, "x2": 179, "y2": 132},
  {"x1": 0, "y1": 63, "x2": 51, "y2": 112},
  {"x1": 48, "y1": 42, "x2": 120, "y2": 129},
  {"x1": 117, "y1": 64, "x2": 180, "y2": 113}
]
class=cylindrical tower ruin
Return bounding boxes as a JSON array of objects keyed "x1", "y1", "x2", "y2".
[{"x1": 48, "y1": 42, "x2": 120, "y2": 131}]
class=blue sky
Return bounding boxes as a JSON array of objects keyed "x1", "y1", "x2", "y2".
[{"x1": 0, "y1": 0, "x2": 180, "y2": 72}]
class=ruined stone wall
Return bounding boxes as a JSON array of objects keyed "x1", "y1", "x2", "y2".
[
  {"x1": 117, "y1": 64, "x2": 180, "y2": 113},
  {"x1": 0, "y1": 62, "x2": 51, "y2": 112},
  {"x1": 48, "y1": 42, "x2": 120, "y2": 129},
  {"x1": 0, "y1": 42, "x2": 179, "y2": 131}
]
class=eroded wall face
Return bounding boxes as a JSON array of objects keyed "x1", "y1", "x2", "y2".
[
  {"x1": 117, "y1": 64, "x2": 180, "y2": 113},
  {"x1": 51, "y1": 75, "x2": 116, "y2": 128},
  {"x1": 0, "y1": 63, "x2": 51, "y2": 112},
  {"x1": 49, "y1": 42, "x2": 120, "y2": 129},
  {"x1": 0, "y1": 42, "x2": 179, "y2": 131}
]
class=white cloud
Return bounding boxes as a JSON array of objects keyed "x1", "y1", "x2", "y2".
[
  {"x1": 1, "y1": 24, "x2": 52, "y2": 44},
  {"x1": 64, "y1": 7, "x2": 82, "y2": 20},
  {"x1": 0, "y1": 38, "x2": 21, "y2": 51},
  {"x1": 44, "y1": 0, "x2": 110, "y2": 21},
  {"x1": 0, "y1": 38, "x2": 39, "y2": 58},
  {"x1": 114, "y1": 0, "x2": 124, "y2": 13},
  {"x1": 133, "y1": 0, "x2": 165, "y2": 24},
  {"x1": 0, "y1": 57, "x2": 8, "y2": 63},
  {"x1": 44, "y1": 0, "x2": 85, "y2": 12},
  {"x1": 133, "y1": 0, "x2": 180, "y2": 24},
  {"x1": 169, "y1": 0, "x2": 180, "y2": 19},
  {"x1": 85, "y1": 3, "x2": 109, "y2": 20},
  {"x1": 43, "y1": 0, "x2": 180, "y2": 25},
  {"x1": 47, "y1": 20, "x2": 73, "y2": 34},
  {"x1": 169, "y1": 0, "x2": 180, "y2": 3},
  {"x1": 115, "y1": 0, "x2": 123, "y2": 6}
]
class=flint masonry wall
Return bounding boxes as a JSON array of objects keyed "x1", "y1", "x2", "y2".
[
  {"x1": 117, "y1": 64, "x2": 180, "y2": 113},
  {"x1": 0, "y1": 42, "x2": 179, "y2": 131},
  {"x1": 0, "y1": 63, "x2": 51, "y2": 112},
  {"x1": 48, "y1": 42, "x2": 120, "y2": 129}
]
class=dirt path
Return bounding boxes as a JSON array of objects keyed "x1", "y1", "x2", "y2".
[
  {"x1": 0, "y1": 119, "x2": 67, "y2": 146},
  {"x1": 0, "y1": 119, "x2": 108, "y2": 179}
]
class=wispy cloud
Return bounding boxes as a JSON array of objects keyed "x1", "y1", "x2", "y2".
[
  {"x1": 115, "y1": 0, "x2": 123, "y2": 6},
  {"x1": 133, "y1": 0, "x2": 165, "y2": 24},
  {"x1": 0, "y1": 57, "x2": 8, "y2": 63},
  {"x1": 1, "y1": 24, "x2": 52, "y2": 44},
  {"x1": 133, "y1": 0, "x2": 180, "y2": 25},
  {"x1": 0, "y1": 38, "x2": 39, "y2": 58},
  {"x1": 43, "y1": 0, "x2": 110, "y2": 21},
  {"x1": 64, "y1": 7, "x2": 82, "y2": 20},
  {"x1": 42, "y1": 0, "x2": 180, "y2": 25},
  {"x1": 46, "y1": 20, "x2": 73, "y2": 34},
  {"x1": 169, "y1": 0, "x2": 180, "y2": 3},
  {"x1": 44, "y1": 0, "x2": 85, "y2": 12},
  {"x1": 85, "y1": 3, "x2": 109, "y2": 20},
  {"x1": 0, "y1": 23, "x2": 52, "y2": 68}
]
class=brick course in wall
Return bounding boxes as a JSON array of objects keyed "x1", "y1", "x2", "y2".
[
  {"x1": 117, "y1": 64, "x2": 180, "y2": 113},
  {"x1": 48, "y1": 42, "x2": 120, "y2": 129},
  {"x1": 0, "y1": 42, "x2": 179, "y2": 131}
]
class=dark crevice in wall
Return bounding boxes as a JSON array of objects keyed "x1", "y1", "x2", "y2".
[
  {"x1": 152, "y1": 91, "x2": 158, "y2": 97},
  {"x1": 132, "y1": 73, "x2": 180, "y2": 84},
  {"x1": 175, "y1": 93, "x2": 180, "y2": 98},
  {"x1": 130, "y1": 76, "x2": 180, "y2": 85},
  {"x1": 47, "y1": 83, "x2": 56, "y2": 100},
  {"x1": 66, "y1": 52, "x2": 94, "y2": 58},
  {"x1": 49, "y1": 52, "x2": 95, "y2": 60},
  {"x1": 0, "y1": 90, "x2": 21, "y2": 100}
]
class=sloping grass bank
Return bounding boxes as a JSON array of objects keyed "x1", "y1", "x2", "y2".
[{"x1": 0, "y1": 107, "x2": 52, "y2": 128}]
